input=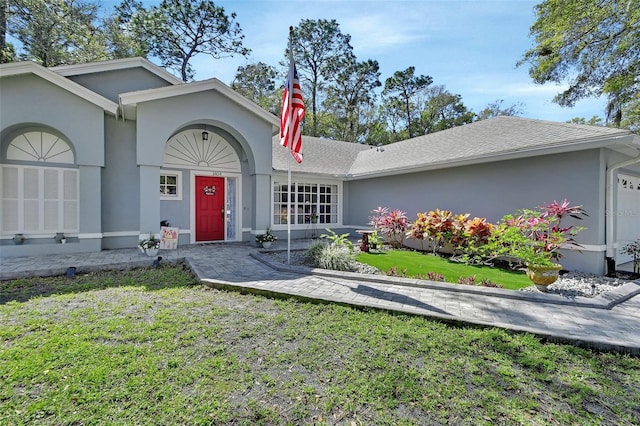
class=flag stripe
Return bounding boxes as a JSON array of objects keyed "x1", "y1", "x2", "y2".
[{"x1": 280, "y1": 65, "x2": 305, "y2": 163}]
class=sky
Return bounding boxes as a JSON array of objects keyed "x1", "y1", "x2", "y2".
[{"x1": 180, "y1": 0, "x2": 606, "y2": 123}]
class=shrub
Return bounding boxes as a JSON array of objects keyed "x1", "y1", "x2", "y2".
[
  {"x1": 407, "y1": 210, "x2": 492, "y2": 258},
  {"x1": 458, "y1": 275, "x2": 477, "y2": 285},
  {"x1": 426, "y1": 271, "x2": 445, "y2": 282},
  {"x1": 309, "y1": 230, "x2": 357, "y2": 272},
  {"x1": 369, "y1": 206, "x2": 407, "y2": 248},
  {"x1": 320, "y1": 228, "x2": 354, "y2": 251},
  {"x1": 622, "y1": 239, "x2": 640, "y2": 274},
  {"x1": 307, "y1": 240, "x2": 328, "y2": 260},
  {"x1": 485, "y1": 199, "x2": 587, "y2": 267},
  {"x1": 315, "y1": 244, "x2": 357, "y2": 272},
  {"x1": 386, "y1": 266, "x2": 408, "y2": 277}
]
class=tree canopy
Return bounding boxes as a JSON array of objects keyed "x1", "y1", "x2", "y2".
[
  {"x1": 289, "y1": 19, "x2": 353, "y2": 137},
  {"x1": 125, "y1": 0, "x2": 249, "y2": 81},
  {"x1": 6, "y1": 0, "x2": 107, "y2": 66},
  {"x1": 519, "y1": 0, "x2": 639, "y2": 127}
]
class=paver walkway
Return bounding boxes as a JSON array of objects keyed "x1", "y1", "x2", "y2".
[{"x1": 2, "y1": 242, "x2": 639, "y2": 354}]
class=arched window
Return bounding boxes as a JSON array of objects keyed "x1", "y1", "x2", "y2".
[
  {"x1": 2, "y1": 130, "x2": 78, "y2": 235},
  {"x1": 6, "y1": 130, "x2": 74, "y2": 164}
]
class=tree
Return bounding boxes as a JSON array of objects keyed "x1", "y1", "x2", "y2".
[
  {"x1": 7, "y1": 0, "x2": 107, "y2": 66},
  {"x1": 323, "y1": 58, "x2": 381, "y2": 142},
  {"x1": 566, "y1": 116, "x2": 605, "y2": 126},
  {"x1": 1, "y1": 0, "x2": 16, "y2": 63},
  {"x1": 231, "y1": 62, "x2": 281, "y2": 114},
  {"x1": 518, "y1": 0, "x2": 639, "y2": 128},
  {"x1": 620, "y1": 98, "x2": 640, "y2": 133},
  {"x1": 289, "y1": 19, "x2": 353, "y2": 137},
  {"x1": 103, "y1": 0, "x2": 148, "y2": 59},
  {"x1": 418, "y1": 86, "x2": 475, "y2": 134},
  {"x1": 380, "y1": 96, "x2": 410, "y2": 143},
  {"x1": 476, "y1": 99, "x2": 525, "y2": 120},
  {"x1": 381, "y1": 66, "x2": 433, "y2": 138},
  {"x1": 125, "y1": 0, "x2": 249, "y2": 81}
]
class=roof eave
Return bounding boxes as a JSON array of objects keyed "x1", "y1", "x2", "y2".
[
  {"x1": 119, "y1": 78, "x2": 279, "y2": 127},
  {"x1": 50, "y1": 57, "x2": 183, "y2": 85},
  {"x1": 271, "y1": 168, "x2": 348, "y2": 180},
  {"x1": 0, "y1": 61, "x2": 119, "y2": 116},
  {"x1": 346, "y1": 134, "x2": 640, "y2": 180}
]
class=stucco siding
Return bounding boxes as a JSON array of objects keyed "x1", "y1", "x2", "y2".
[
  {"x1": 102, "y1": 116, "x2": 139, "y2": 235},
  {"x1": 0, "y1": 74, "x2": 104, "y2": 167},
  {"x1": 160, "y1": 167, "x2": 190, "y2": 231},
  {"x1": 67, "y1": 68, "x2": 174, "y2": 103},
  {"x1": 135, "y1": 91, "x2": 273, "y2": 174},
  {"x1": 346, "y1": 149, "x2": 605, "y2": 273}
]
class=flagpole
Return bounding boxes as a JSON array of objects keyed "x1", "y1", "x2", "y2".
[{"x1": 286, "y1": 26, "x2": 295, "y2": 265}]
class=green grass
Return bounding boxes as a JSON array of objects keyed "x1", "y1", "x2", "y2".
[
  {"x1": 1, "y1": 266, "x2": 640, "y2": 425},
  {"x1": 357, "y1": 249, "x2": 532, "y2": 290}
]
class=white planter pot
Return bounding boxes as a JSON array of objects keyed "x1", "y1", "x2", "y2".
[
  {"x1": 262, "y1": 242, "x2": 272, "y2": 249},
  {"x1": 145, "y1": 248, "x2": 159, "y2": 257}
]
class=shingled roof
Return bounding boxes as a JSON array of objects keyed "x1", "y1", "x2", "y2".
[
  {"x1": 272, "y1": 135, "x2": 370, "y2": 176},
  {"x1": 273, "y1": 116, "x2": 638, "y2": 179}
]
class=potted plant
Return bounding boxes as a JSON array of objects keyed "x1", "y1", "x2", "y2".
[
  {"x1": 139, "y1": 233, "x2": 160, "y2": 256},
  {"x1": 488, "y1": 200, "x2": 587, "y2": 290},
  {"x1": 256, "y1": 227, "x2": 277, "y2": 248}
]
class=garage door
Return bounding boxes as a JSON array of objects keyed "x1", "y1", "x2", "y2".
[{"x1": 616, "y1": 173, "x2": 640, "y2": 265}]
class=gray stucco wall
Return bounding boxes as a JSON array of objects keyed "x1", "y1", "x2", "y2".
[
  {"x1": 134, "y1": 89, "x2": 275, "y2": 239},
  {"x1": 345, "y1": 149, "x2": 606, "y2": 274},
  {"x1": 1, "y1": 73, "x2": 106, "y2": 256},
  {"x1": 0, "y1": 74, "x2": 105, "y2": 167},
  {"x1": 134, "y1": 90, "x2": 273, "y2": 173},
  {"x1": 102, "y1": 116, "x2": 140, "y2": 234},
  {"x1": 67, "y1": 68, "x2": 174, "y2": 103},
  {"x1": 159, "y1": 169, "x2": 190, "y2": 231}
]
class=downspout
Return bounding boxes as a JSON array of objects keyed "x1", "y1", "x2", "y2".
[{"x1": 605, "y1": 151, "x2": 640, "y2": 275}]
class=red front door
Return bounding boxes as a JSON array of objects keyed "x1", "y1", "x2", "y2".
[{"x1": 195, "y1": 176, "x2": 225, "y2": 241}]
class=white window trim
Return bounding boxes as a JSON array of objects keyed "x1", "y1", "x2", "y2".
[
  {"x1": 270, "y1": 176, "x2": 343, "y2": 229},
  {"x1": 160, "y1": 169, "x2": 182, "y2": 201}
]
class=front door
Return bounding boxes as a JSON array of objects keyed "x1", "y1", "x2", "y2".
[{"x1": 195, "y1": 176, "x2": 225, "y2": 241}]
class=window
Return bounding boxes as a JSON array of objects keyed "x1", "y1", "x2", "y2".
[
  {"x1": 160, "y1": 170, "x2": 182, "y2": 200},
  {"x1": 1, "y1": 165, "x2": 78, "y2": 234},
  {"x1": 273, "y1": 181, "x2": 339, "y2": 225}
]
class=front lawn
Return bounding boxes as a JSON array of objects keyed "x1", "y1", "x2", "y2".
[
  {"x1": 1, "y1": 267, "x2": 639, "y2": 424},
  {"x1": 357, "y1": 249, "x2": 532, "y2": 290}
]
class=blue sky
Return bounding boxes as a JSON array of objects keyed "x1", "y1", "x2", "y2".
[{"x1": 184, "y1": 0, "x2": 606, "y2": 123}]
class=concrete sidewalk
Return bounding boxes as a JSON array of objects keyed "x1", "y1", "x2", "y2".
[{"x1": 2, "y1": 242, "x2": 639, "y2": 354}]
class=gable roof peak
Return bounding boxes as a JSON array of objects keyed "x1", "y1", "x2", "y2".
[{"x1": 50, "y1": 57, "x2": 183, "y2": 85}]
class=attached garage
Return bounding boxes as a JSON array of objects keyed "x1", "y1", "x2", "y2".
[{"x1": 617, "y1": 173, "x2": 640, "y2": 265}]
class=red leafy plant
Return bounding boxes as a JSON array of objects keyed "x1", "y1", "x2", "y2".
[
  {"x1": 369, "y1": 207, "x2": 408, "y2": 248},
  {"x1": 407, "y1": 210, "x2": 492, "y2": 255},
  {"x1": 487, "y1": 199, "x2": 587, "y2": 267}
]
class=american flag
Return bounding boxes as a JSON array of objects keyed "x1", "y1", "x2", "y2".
[{"x1": 280, "y1": 65, "x2": 305, "y2": 163}]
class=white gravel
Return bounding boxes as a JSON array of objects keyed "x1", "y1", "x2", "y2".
[
  {"x1": 261, "y1": 249, "x2": 635, "y2": 299},
  {"x1": 519, "y1": 271, "x2": 631, "y2": 298}
]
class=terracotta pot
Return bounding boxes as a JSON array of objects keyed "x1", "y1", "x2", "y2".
[{"x1": 526, "y1": 263, "x2": 562, "y2": 290}]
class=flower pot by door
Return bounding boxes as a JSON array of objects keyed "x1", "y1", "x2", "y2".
[
  {"x1": 526, "y1": 263, "x2": 562, "y2": 291},
  {"x1": 262, "y1": 241, "x2": 272, "y2": 249}
]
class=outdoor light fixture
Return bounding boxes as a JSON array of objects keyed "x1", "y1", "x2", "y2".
[{"x1": 202, "y1": 128, "x2": 209, "y2": 141}]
